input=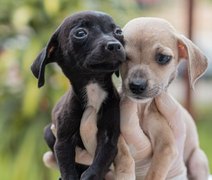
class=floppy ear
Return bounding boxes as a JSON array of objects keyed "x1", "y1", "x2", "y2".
[
  {"x1": 177, "y1": 35, "x2": 208, "y2": 89},
  {"x1": 31, "y1": 30, "x2": 59, "y2": 88}
]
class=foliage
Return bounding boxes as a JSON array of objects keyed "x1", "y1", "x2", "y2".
[
  {"x1": 196, "y1": 104, "x2": 212, "y2": 172},
  {"x1": 0, "y1": 0, "x2": 143, "y2": 179}
]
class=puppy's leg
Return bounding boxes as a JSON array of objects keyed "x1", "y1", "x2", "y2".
[
  {"x1": 81, "y1": 98, "x2": 120, "y2": 180},
  {"x1": 54, "y1": 95, "x2": 83, "y2": 180},
  {"x1": 187, "y1": 148, "x2": 209, "y2": 180},
  {"x1": 144, "y1": 105, "x2": 178, "y2": 180},
  {"x1": 114, "y1": 135, "x2": 135, "y2": 180},
  {"x1": 155, "y1": 92, "x2": 208, "y2": 179},
  {"x1": 55, "y1": 131, "x2": 80, "y2": 180}
]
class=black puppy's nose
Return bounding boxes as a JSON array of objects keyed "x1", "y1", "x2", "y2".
[
  {"x1": 129, "y1": 79, "x2": 148, "y2": 94},
  {"x1": 106, "y1": 42, "x2": 121, "y2": 52}
]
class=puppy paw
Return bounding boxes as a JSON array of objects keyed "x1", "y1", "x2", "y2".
[{"x1": 81, "y1": 168, "x2": 99, "y2": 180}]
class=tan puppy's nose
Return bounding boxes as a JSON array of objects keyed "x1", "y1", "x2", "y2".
[{"x1": 129, "y1": 79, "x2": 148, "y2": 95}]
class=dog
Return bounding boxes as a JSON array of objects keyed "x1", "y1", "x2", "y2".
[
  {"x1": 119, "y1": 17, "x2": 209, "y2": 179},
  {"x1": 31, "y1": 10, "x2": 129, "y2": 180}
]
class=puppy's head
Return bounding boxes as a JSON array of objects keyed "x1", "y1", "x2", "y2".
[
  {"x1": 31, "y1": 11, "x2": 125, "y2": 87},
  {"x1": 121, "y1": 17, "x2": 208, "y2": 102}
]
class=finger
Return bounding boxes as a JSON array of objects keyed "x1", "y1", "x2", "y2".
[{"x1": 43, "y1": 151, "x2": 58, "y2": 169}]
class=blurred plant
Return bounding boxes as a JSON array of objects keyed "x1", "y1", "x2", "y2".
[{"x1": 0, "y1": 0, "x2": 144, "y2": 179}]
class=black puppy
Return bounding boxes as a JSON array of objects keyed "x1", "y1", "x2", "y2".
[{"x1": 31, "y1": 11, "x2": 125, "y2": 180}]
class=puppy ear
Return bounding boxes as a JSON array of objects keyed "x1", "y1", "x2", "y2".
[
  {"x1": 177, "y1": 35, "x2": 208, "y2": 88},
  {"x1": 31, "y1": 30, "x2": 59, "y2": 88},
  {"x1": 115, "y1": 70, "x2": 119, "y2": 77}
]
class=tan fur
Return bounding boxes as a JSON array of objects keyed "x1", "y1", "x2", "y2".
[{"x1": 120, "y1": 17, "x2": 209, "y2": 180}]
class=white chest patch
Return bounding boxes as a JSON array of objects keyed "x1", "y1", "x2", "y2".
[
  {"x1": 86, "y1": 83, "x2": 107, "y2": 111},
  {"x1": 80, "y1": 83, "x2": 108, "y2": 156}
]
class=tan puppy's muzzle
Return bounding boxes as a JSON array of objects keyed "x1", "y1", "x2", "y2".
[{"x1": 122, "y1": 65, "x2": 164, "y2": 102}]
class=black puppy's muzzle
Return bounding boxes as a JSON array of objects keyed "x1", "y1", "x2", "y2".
[
  {"x1": 104, "y1": 41, "x2": 125, "y2": 63},
  {"x1": 106, "y1": 42, "x2": 122, "y2": 52},
  {"x1": 85, "y1": 40, "x2": 125, "y2": 72},
  {"x1": 105, "y1": 41, "x2": 125, "y2": 67}
]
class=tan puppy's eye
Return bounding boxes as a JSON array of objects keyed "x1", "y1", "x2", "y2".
[{"x1": 156, "y1": 53, "x2": 172, "y2": 65}]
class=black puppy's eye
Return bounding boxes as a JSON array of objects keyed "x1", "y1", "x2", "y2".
[
  {"x1": 156, "y1": 54, "x2": 172, "y2": 65},
  {"x1": 114, "y1": 28, "x2": 123, "y2": 36},
  {"x1": 74, "y1": 28, "x2": 88, "y2": 39}
]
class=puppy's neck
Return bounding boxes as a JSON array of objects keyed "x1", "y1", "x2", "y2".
[
  {"x1": 69, "y1": 73, "x2": 116, "y2": 105},
  {"x1": 137, "y1": 99, "x2": 153, "y2": 116},
  {"x1": 121, "y1": 94, "x2": 152, "y2": 116}
]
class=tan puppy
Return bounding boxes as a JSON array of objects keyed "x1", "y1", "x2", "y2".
[{"x1": 120, "y1": 17, "x2": 209, "y2": 180}]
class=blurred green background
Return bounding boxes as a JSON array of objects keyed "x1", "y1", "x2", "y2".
[{"x1": 0, "y1": 0, "x2": 212, "y2": 179}]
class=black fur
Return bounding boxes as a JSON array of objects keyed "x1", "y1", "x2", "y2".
[{"x1": 31, "y1": 11, "x2": 125, "y2": 180}]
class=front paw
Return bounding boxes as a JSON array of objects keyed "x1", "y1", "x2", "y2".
[
  {"x1": 81, "y1": 168, "x2": 100, "y2": 180},
  {"x1": 59, "y1": 175, "x2": 79, "y2": 180}
]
